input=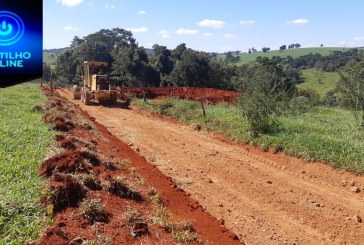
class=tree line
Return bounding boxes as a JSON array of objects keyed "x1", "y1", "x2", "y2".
[
  {"x1": 50, "y1": 28, "x2": 235, "y2": 90},
  {"x1": 45, "y1": 27, "x2": 364, "y2": 133}
]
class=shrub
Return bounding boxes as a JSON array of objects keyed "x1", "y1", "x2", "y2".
[
  {"x1": 322, "y1": 90, "x2": 338, "y2": 107},
  {"x1": 336, "y1": 60, "x2": 364, "y2": 128},
  {"x1": 297, "y1": 87, "x2": 320, "y2": 106},
  {"x1": 235, "y1": 61, "x2": 296, "y2": 137},
  {"x1": 290, "y1": 96, "x2": 312, "y2": 114}
]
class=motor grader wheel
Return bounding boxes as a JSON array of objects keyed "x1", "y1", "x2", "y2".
[
  {"x1": 81, "y1": 88, "x2": 91, "y2": 105},
  {"x1": 110, "y1": 92, "x2": 118, "y2": 104},
  {"x1": 84, "y1": 92, "x2": 91, "y2": 105},
  {"x1": 73, "y1": 85, "x2": 81, "y2": 100}
]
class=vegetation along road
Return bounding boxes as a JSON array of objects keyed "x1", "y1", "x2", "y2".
[{"x1": 59, "y1": 89, "x2": 364, "y2": 245}]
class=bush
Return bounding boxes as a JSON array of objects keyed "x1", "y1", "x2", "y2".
[
  {"x1": 336, "y1": 60, "x2": 364, "y2": 128},
  {"x1": 236, "y1": 62, "x2": 295, "y2": 137},
  {"x1": 322, "y1": 90, "x2": 338, "y2": 107},
  {"x1": 297, "y1": 87, "x2": 320, "y2": 106},
  {"x1": 290, "y1": 96, "x2": 312, "y2": 114}
]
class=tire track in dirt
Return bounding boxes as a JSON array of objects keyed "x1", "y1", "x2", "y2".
[{"x1": 59, "y1": 89, "x2": 364, "y2": 245}]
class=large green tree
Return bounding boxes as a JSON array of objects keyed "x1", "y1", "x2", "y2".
[
  {"x1": 55, "y1": 28, "x2": 136, "y2": 84},
  {"x1": 111, "y1": 45, "x2": 159, "y2": 87}
]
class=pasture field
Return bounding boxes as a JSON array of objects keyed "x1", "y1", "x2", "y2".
[
  {"x1": 0, "y1": 83, "x2": 54, "y2": 244},
  {"x1": 298, "y1": 68, "x2": 340, "y2": 97}
]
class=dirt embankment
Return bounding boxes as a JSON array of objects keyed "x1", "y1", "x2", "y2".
[
  {"x1": 58, "y1": 88, "x2": 364, "y2": 245},
  {"x1": 36, "y1": 87, "x2": 241, "y2": 244},
  {"x1": 118, "y1": 87, "x2": 238, "y2": 104}
]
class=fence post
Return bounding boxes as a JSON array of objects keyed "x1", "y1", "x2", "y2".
[{"x1": 200, "y1": 99, "x2": 206, "y2": 118}]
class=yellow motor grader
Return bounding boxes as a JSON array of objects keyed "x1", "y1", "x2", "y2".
[{"x1": 73, "y1": 61, "x2": 118, "y2": 105}]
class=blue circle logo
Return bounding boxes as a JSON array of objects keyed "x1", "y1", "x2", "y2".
[{"x1": 0, "y1": 11, "x2": 25, "y2": 46}]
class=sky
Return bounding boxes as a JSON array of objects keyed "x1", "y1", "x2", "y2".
[{"x1": 44, "y1": 0, "x2": 364, "y2": 52}]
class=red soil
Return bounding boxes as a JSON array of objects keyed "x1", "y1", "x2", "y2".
[
  {"x1": 119, "y1": 87, "x2": 238, "y2": 104},
  {"x1": 36, "y1": 87, "x2": 242, "y2": 244},
  {"x1": 58, "y1": 87, "x2": 364, "y2": 245}
]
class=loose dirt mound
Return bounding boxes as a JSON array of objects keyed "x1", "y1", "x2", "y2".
[
  {"x1": 47, "y1": 173, "x2": 86, "y2": 213},
  {"x1": 36, "y1": 87, "x2": 242, "y2": 244},
  {"x1": 40, "y1": 150, "x2": 100, "y2": 176},
  {"x1": 119, "y1": 87, "x2": 238, "y2": 104}
]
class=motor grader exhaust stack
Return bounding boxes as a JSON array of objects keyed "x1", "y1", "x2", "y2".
[{"x1": 73, "y1": 61, "x2": 118, "y2": 105}]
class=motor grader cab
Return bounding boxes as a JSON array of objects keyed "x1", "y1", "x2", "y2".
[{"x1": 73, "y1": 61, "x2": 118, "y2": 105}]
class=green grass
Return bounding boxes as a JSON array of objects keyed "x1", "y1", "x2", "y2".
[
  {"x1": 0, "y1": 83, "x2": 54, "y2": 244},
  {"x1": 133, "y1": 99, "x2": 364, "y2": 175},
  {"x1": 298, "y1": 68, "x2": 340, "y2": 98},
  {"x1": 223, "y1": 47, "x2": 352, "y2": 64}
]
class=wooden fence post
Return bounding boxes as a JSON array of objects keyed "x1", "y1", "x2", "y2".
[{"x1": 200, "y1": 99, "x2": 206, "y2": 118}]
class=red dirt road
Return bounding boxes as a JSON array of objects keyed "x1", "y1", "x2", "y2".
[{"x1": 59, "y1": 89, "x2": 364, "y2": 245}]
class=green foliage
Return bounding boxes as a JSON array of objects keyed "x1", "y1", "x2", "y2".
[
  {"x1": 322, "y1": 90, "x2": 338, "y2": 107},
  {"x1": 234, "y1": 61, "x2": 296, "y2": 137},
  {"x1": 42, "y1": 62, "x2": 52, "y2": 83},
  {"x1": 165, "y1": 48, "x2": 233, "y2": 89},
  {"x1": 54, "y1": 28, "x2": 235, "y2": 90},
  {"x1": 111, "y1": 45, "x2": 156, "y2": 87},
  {"x1": 0, "y1": 83, "x2": 54, "y2": 243},
  {"x1": 297, "y1": 87, "x2": 320, "y2": 105},
  {"x1": 134, "y1": 99, "x2": 364, "y2": 174},
  {"x1": 43, "y1": 51, "x2": 59, "y2": 67},
  {"x1": 336, "y1": 60, "x2": 364, "y2": 128},
  {"x1": 55, "y1": 28, "x2": 136, "y2": 85},
  {"x1": 289, "y1": 96, "x2": 313, "y2": 114}
]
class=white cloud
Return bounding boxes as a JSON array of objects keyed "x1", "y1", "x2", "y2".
[
  {"x1": 57, "y1": 0, "x2": 84, "y2": 7},
  {"x1": 354, "y1": 36, "x2": 364, "y2": 40},
  {"x1": 104, "y1": 4, "x2": 116, "y2": 9},
  {"x1": 198, "y1": 19, "x2": 225, "y2": 28},
  {"x1": 176, "y1": 28, "x2": 198, "y2": 35},
  {"x1": 339, "y1": 41, "x2": 346, "y2": 44},
  {"x1": 127, "y1": 27, "x2": 149, "y2": 33},
  {"x1": 203, "y1": 33, "x2": 213, "y2": 37},
  {"x1": 64, "y1": 25, "x2": 79, "y2": 31},
  {"x1": 240, "y1": 20, "x2": 255, "y2": 25},
  {"x1": 158, "y1": 30, "x2": 171, "y2": 38},
  {"x1": 137, "y1": 10, "x2": 147, "y2": 15},
  {"x1": 224, "y1": 33, "x2": 236, "y2": 39},
  {"x1": 285, "y1": 19, "x2": 309, "y2": 25}
]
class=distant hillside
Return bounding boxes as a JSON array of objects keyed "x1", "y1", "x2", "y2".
[
  {"x1": 298, "y1": 68, "x2": 340, "y2": 98},
  {"x1": 43, "y1": 47, "x2": 68, "y2": 53},
  {"x1": 223, "y1": 47, "x2": 353, "y2": 64},
  {"x1": 43, "y1": 48, "x2": 69, "y2": 67},
  {"x1": 43, "y1": 52, "x2": 59, "y2": 67}
]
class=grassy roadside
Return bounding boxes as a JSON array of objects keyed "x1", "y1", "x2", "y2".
[
  {"x1": 133, "y1": 98, "x2": 364, "y2": 174},
  {"x1": 0, "y1": 83, "x2": 54, "y2": 244}
]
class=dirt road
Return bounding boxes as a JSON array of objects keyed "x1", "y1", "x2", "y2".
[{"x1": 59, "y1": 89, "x2": 364, "y2": 244}]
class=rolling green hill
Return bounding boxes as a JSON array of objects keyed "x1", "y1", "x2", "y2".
[{"x1": 229, "y1": 47, "x2": 352, "y2": 64}]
